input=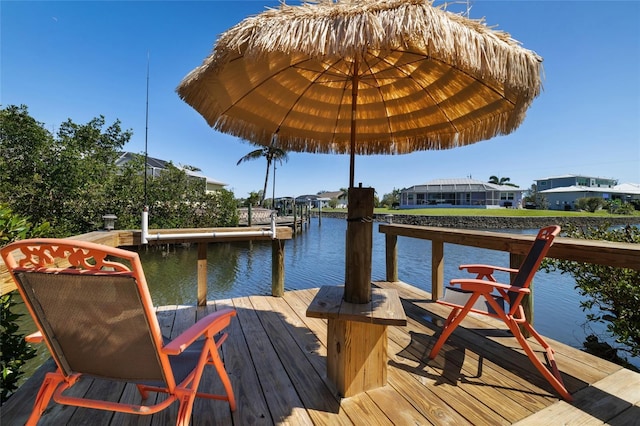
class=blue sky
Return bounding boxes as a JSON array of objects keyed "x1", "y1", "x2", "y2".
[{"x1": 2, "y1": 1, "x2": 639, "y2": 200}]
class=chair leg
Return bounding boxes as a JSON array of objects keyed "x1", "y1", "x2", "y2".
[
  {"x1": 429, "y1": 295, "x2": 481, "y2": 359},
  {"x1": 175, "y1": 391, "x2": 197, "y2": 426},
  {"x1": 26, "y1": 372, "x2": 65, "y2": 426},
  {"x1": 505, "y1": 320, "x2": 573, "y2": 402},
  {"x1": 209, "y1": 344, "x2": 236, "y2": 411}
]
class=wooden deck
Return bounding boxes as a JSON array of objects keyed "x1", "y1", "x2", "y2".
[{"x1": 3, "y1": 281, "x2": 639, "y2": 425}]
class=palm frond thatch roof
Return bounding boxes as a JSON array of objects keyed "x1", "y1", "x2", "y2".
[{"x1": 177, "y1": 0, "x2": 543, "y2": 155}]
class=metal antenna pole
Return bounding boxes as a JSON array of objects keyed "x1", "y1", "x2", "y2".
[
  {"x1": 142, "y1": 53, "x2": 150, "y2": 245},
  {"x1": 144, "y1": 52, "x2": 150, "y2": 208}
]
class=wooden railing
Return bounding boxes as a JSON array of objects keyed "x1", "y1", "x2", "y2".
[
  {"x1": 1, "y1": 227, "x2": 293, "y2": 302},
  {"x1": 379, "y1": 224, "x2": 640, "y2": 328}
]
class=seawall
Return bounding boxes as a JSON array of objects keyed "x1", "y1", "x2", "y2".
[{"x1": 312, "y1": 212, "x2": 639, "y2": 230}]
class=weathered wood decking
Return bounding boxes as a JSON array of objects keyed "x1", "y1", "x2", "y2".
[{"x1": 3, "y1": 281, "x2": 639, "y2": 425}]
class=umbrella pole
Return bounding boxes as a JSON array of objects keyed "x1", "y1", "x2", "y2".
[
  {"x1": 344, "y1": 60, "x2": 373, "y2": 304},
  {"x1": 349, "y1": 64, "x2": 357, "y2": 189}
]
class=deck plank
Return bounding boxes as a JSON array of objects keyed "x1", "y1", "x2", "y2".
[
  {"x1": 231, "y1": 296, "x2": 312, "y2": 425},
  {"x1": 247, "y1": 294, "x2": 353, "y2": 425},
  {"x1": 215, "y1": 297, "x2": 273, "y2": 426},
  {"x1": 191, "y1": 301, "x2": 237, "y2": 426},
  {"x1": 3, "y1": 282, "x2": 639, "y2": 425},
  {"x1": 265, "y1": 291, "x2": 396, "y2": 425}
]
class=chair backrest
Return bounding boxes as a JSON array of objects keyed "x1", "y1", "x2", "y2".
[
  {"x1": 1, "y1": 239, "x2": 169, "y2": 384},
  {"x1": 510, "y1": 225, "x2": 560, "y2": 297}
]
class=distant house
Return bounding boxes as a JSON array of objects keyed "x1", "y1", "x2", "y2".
[
  {"x1": 295, "y1": 194, "x2": 331, "y2": 208},
  {"x1": 536, "y1": 174, "x2": 617, "y2": 191},
  {"x1": 400, "y1": 178, "x2": 524, "y2": 209},
  {"x1": 537, "y1": 175, "x2": 640, "y2": 210},
  {"x1": 115, "y1": 152, "x2": 227, "y2": 193},
  {"x1": 317, "y1": 190, "x2": 348, "y2": 208}
]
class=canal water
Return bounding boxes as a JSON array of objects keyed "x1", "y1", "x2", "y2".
[
  {"x1": 11, "y1": 217, "x2": 637, "y2": 386},
  {"x1": 138, "y1": 217, "x2": 600, "y2": 351}
]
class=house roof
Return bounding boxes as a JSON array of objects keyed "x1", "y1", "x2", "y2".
[
  {"x1": 116, "y1": 152, "x2": 227, "y2": 186},
  {"x1": 541, "y1": 184, "x2": 640, "y2": 195},
  {"x1": 318, "y1": 191, "x2": 346, "y2": 199},
  {"x1": 181, "y1": 168, "x2": 227, "y2": 186},
  {"x1": 614, "y1": 183, "x2": 640, "y2": 193},
  {"x1": 295, "y1": 194, "x2": 320, "y2": 202},
  {"x1": 535, "y1": 174, "x2": 617, "y2": 181},
  {"x1": 405, "y1": 178, "x2": 522, "y2": 192}
]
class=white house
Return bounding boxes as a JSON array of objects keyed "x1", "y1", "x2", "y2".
[
  {"x1": 317, "y1": 190, "x2": 348, "y2": 208},
  {"x1": 539, "y1": 179, "x2": 640, "y2": 211},
  {"x1": 400, "y1": 178, "x2": 523, "y2": 209}
]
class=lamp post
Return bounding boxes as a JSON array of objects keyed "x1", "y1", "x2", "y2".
[{"x1": 102, "y1": 214, "x2": 117, "y2": 231}]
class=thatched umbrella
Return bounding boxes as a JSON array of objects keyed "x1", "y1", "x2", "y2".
[{"x1": 177, "y1": 0, "x2": 543, "y2": 303}]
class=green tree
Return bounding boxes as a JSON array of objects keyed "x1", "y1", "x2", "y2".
[
  {"x1": 0, "y1": 105, "x2": 55, "y2": 231},
  {"x1": 0, "y1": 105, "x2": 131, "y2": 236},
  {"x1": 106, "y1": 154, "x2": 238, "y2": 229},
  {"x1": 237, "y1": 146, "x2": 288, "y2": 206},
  {"x1": 381, "y1": 188, "x2": 401, "y2": 208},
  {"x1": 523, "y1": 184, "x2": 547, "y2": 209},
  {"x1": 489, "y1": 175, "x2": 519, "y2": 187},
  {"x1": 543, "y1": 224, "x2": 640, "y2": 366},
  {"x1": 245, "y1": 191, "x2": 263, "y2": 207},
  {"x1": 1, "y1": 106, "x2": 238, "y2": 235}
]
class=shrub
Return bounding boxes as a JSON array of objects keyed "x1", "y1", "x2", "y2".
[
  {"x1": 1, "y1": 294, "x2": 37, "y2": 403},
  {"x1": 543, "y1": 224, "x2": 640, "y2": 367},
  {"x1": 0, "y1": 205, "x2": 48, "y2": 403},
  {"x1": 575, "y1": 197, "x2": 604, "y2": 213}
]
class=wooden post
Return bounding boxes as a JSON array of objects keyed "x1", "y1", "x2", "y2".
[
  {"x1": 272, "y1": 239, "x2": 285, "y2": 297},
  {"x1": 385, "y1": 233, "x2": 398, "y2": 282},
  {"x1": 197, "y1": 242, "x2": 207, "y2": 306},
  {"x1": 293, "y1": 203, "x2": 298, "y2": 235},
  {"x1": 431, "y1": 240, "x2": 444, "y2": 300},
  {"x1": 345, "y1": 186, "x2": 374, "y2": 304},
  {"x1": 511, "y1": 253, "x2": 531, "y2": 337},
  {"x1": 247, "y1": 204, "x2": 252, "y2": 227}
]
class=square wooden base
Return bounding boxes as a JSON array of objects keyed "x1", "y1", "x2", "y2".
[
  {"x1": 306, "y1": 285, "x2": 407, "y2": 397},
  {"x1": 327, "y1": 319, "x2": 387, "y2": 397}
]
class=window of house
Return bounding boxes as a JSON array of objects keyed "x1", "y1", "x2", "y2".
[{"x1": 500, "y1": 192, "x2": 515, "y2": 200}]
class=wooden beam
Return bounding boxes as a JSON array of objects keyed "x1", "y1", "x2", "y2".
[
  {"x1": 197, "y1": 242, "x2": 207, "y2": 306},
  {"x1": 345, "y1": 187, "x2": 374, "y2": 304}
]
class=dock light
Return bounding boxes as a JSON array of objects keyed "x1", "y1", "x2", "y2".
[{"x1": 102, "y1": 214, "x2": 117, "y2": 231}]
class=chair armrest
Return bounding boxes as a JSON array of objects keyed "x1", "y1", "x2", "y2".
[
  {"x1": 25, "y1": 331, "x2": 44, "y2": 343},
  {"x1": 450, "y1": 278, "x2": 530, "y2": 294},
  {"x1": 459, "y1": 264, "x2": 519, "y2": 275},
  {"x1": 162, "y1": 308, "x2": 236, "y2": 356}
]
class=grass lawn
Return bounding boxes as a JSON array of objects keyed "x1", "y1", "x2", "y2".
[{"x1": 316, "y1": 207, "x2": 640, "y2": 218}]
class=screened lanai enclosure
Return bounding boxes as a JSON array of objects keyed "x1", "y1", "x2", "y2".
[{"x1": 400, "y1": 178, "x2": 524, "y2": 208}]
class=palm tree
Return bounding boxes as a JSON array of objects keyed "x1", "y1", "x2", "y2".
[
  {"x1": 237, "y1": 146, "x2": 288, "y2": 206},
  {"x1": 489, "y1": 175, "x2": 511, "y2": 185}
]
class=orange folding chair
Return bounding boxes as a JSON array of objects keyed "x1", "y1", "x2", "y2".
[
  {"x1": 428, "y1": 225, "x2": 572, "y2": 401},
  {"x1": 1, "y1": 239, "x2": 237, "y2": 426}
]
